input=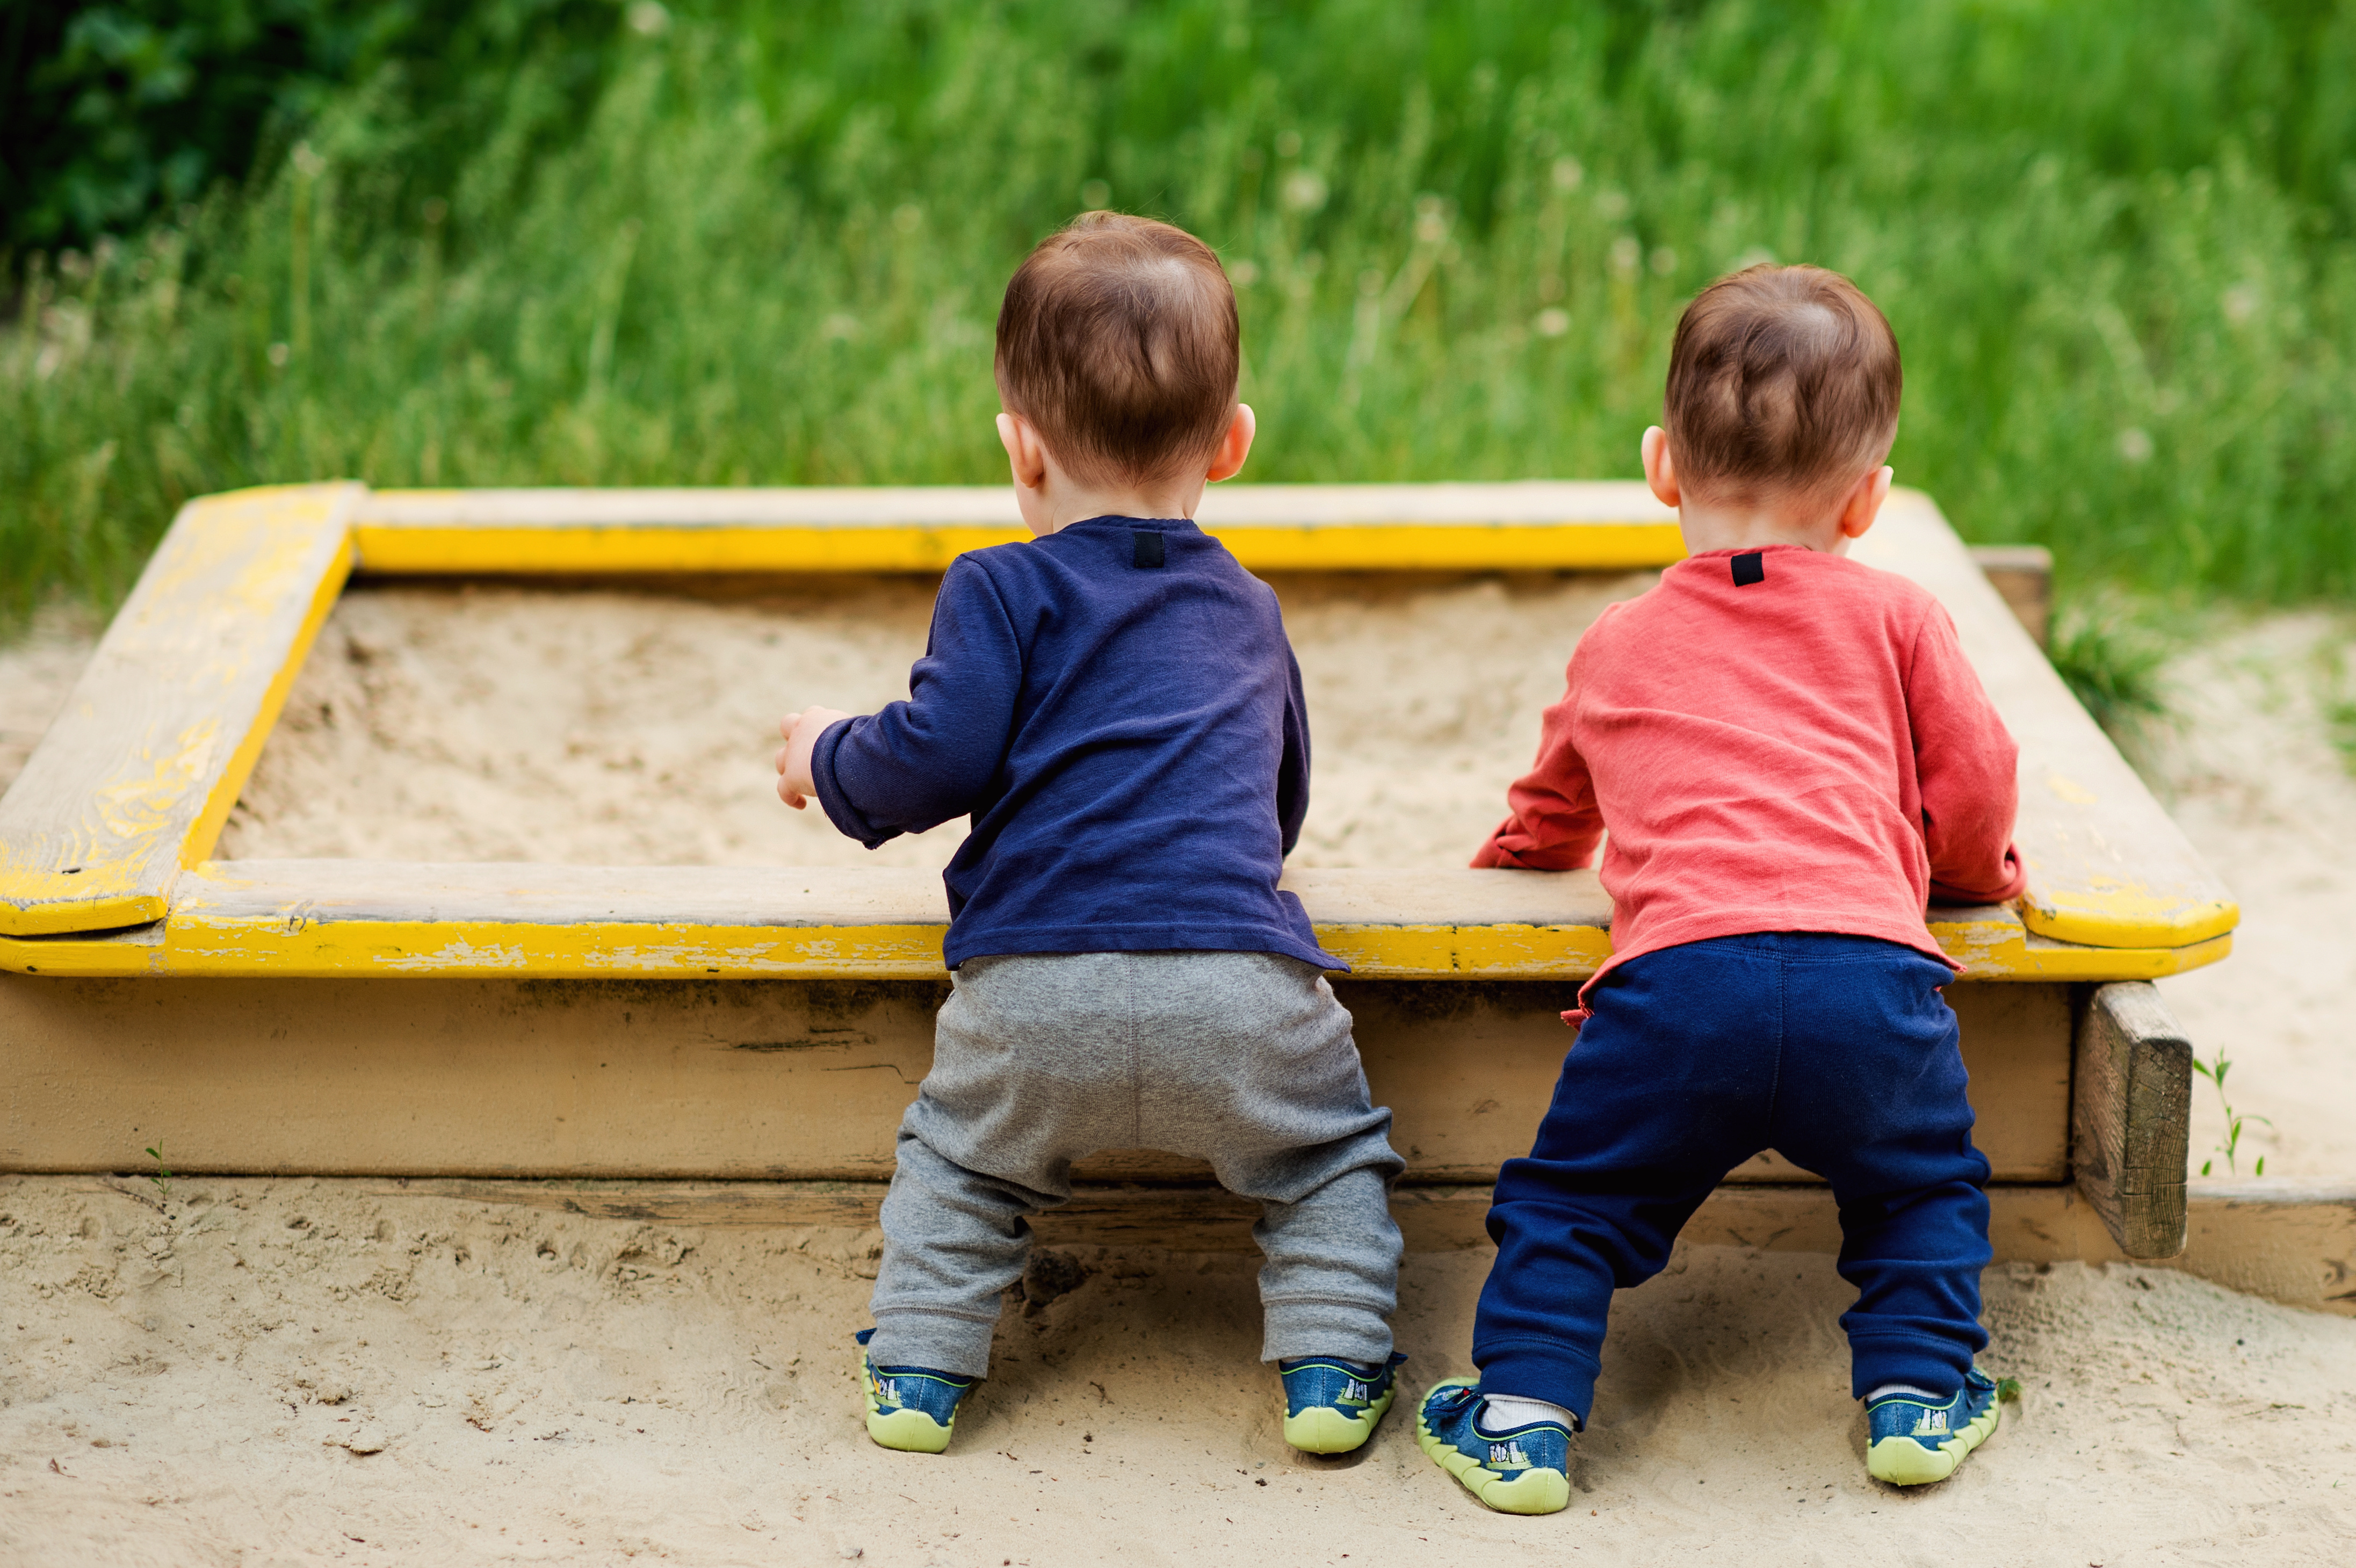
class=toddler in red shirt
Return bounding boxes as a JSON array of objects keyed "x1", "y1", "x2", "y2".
[{"x1": 1417, "y1": 265, "x2": 2024, "y2": 1512}]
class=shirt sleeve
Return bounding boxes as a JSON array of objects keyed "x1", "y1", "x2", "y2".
[
  {"x1": 811, "y1": 557, "x2": 1023, "y2": 848},
  {"x1": 1471, "y1": 661, "x2": 1605, "y2": 871},
  {"x1": 1276, "y1": 646, "x2": 1310, "y2": 858},
  {"x1": 1906, "y1": 601, "x2": 2030, "y2": 905}
]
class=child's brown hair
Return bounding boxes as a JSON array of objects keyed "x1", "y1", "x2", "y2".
[
  {"x1": 995, "y1": 212, "x2": 1239, "y2": 487},
  {"x1": 1664, "y1": 264, "x2": 1901, "y2": 505}
]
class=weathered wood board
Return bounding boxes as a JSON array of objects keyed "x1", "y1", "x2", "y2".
[
  {"x1": 0, "y1": 972, "x2": 2068, "y2": 1186},
  {"x1": 1856, "y1": 497, "x2": 2236, "y2": 951},
  {"x1": 349, "y1": 482, "x2": 1687, "y2": 575},
  {"x1": 2072, "y1": 980, "x2": 2195, "y2": 1259},
  {"x1": 0, "y1": 485, "x2": 362, "y2": 936},
  {"x1": 0, "y1": 861, "x2": 2228, "y2": 982}
]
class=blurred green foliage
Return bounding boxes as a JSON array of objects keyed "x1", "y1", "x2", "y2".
[
  {"x1": 0, "y1": 1, "x2": 620, "y2": 256},
  {"x1": 2048, "y1": 595, "x2": 2176, "y2": 754},
  {"x1": 6, "y1": 0, "x2": 2356, "y2": 624}
]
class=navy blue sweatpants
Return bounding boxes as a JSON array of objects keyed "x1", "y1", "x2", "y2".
[{"x1": 1472, "y1": 932, "x2": 1992, "y2": 1424}]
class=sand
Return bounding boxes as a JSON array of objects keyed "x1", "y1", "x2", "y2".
[
  {"x1": 2, "y1": 1176, "x2": 2352, "y2": 1566},
  {"x1": 2145, "y1": 610, "x2": 2356, "y2": 1178},
  {"x1": 4, "y1": 581, "x2": 2356, "y2": 1564},
  {"x1": 0, "y1": 605, "x2": 99, "y2": 804},
  {"x1": 207, "y1": 574, "x2": 1650, "y2": 872}
]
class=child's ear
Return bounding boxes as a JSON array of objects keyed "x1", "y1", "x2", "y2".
[
  {"x1": 1206, "y1": 402, "x2": 1256, "y2": 483},
  {"x1": 1641, "y1": 427, "x2": 1680, "y2": 508},
  {"x1": 1839, "y1": 465, "x2": 1894, "y2": 540},
  {"x1": 996, "y1": 411, "x2": 1050, "y2": 493}
]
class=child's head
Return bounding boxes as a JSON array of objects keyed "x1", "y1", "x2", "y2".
[
  {"x1": 995, "y1": 213, "x2": 1241, "y2": 495},
  {"x1": 1658, "y1": 264, "x2": 1900, "y2": 521}
]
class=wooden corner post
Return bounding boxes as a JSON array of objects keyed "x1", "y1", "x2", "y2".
[{"x1": 2072, "y1": 981, "x2": 2194, "y2": 1259}]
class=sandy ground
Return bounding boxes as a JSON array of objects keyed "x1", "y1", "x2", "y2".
[
  {"x1": 2146, "y1": 611, "x2": 2356, "y2": 1179},
  {"x1": 0, "y1": 605, "x2": 99, "y2": 798},
  {"x1": 2, "y1": 1176, "x2": 2352, "y2": 1567},
  {"x1": 204, "y1": 574, "x2": 1649, "y2": 873}
]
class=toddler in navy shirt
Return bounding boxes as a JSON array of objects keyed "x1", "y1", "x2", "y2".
[{"x1": 775, "y1": 213, "x2": 1406, "y2": 1458}]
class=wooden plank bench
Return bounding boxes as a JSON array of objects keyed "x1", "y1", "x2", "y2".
[{"x1": 0, "y1": 483, "x2": 2237, "y2": 1268}]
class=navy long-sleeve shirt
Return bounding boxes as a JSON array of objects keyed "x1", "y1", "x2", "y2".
[{"x1": 809, "y1": 516, "x2": 1340, "y2": 971}]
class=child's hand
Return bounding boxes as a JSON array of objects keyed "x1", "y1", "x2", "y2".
[{"x1": 776, "y1": 706, "x2": 852, "y2": 809}]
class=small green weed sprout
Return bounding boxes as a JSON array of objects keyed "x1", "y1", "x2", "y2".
[
  {"x1": 1994, "y1": 1376, "x2": 2022, "y2": 1404},
  {"x1": 2191, "y1": 1052, "x2": 2268, "y2": 1177},
  {"x1": 144, "y1": 1144, "x2": 174, "y2": 1204}
]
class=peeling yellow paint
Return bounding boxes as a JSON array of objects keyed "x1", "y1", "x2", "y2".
[
  {"x1": 1317, "y1": 922, "x2": 1614, "y2": 978},
  {"x1": 2020, "y1": 880, "x2": 2241, "y2": 949},
  {"x1": 0, "y1": 483, "x2": 362, "y2": 936}
]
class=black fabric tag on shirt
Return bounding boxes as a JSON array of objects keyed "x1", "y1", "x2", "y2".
[
  {"x1": 1731, "y1": 551, "x2": 1765, "y2": 586},
  {"x1": 1133, "y1": 530, "x2": 1166, "y2": 568}
]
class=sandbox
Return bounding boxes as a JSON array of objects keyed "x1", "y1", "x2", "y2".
[{"x1": 0, "y1": 482, "x2": 2282, "y2": 1291}]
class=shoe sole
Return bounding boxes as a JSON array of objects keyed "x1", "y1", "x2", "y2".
[
  {"x1": 866, "y1": 1405, "x2": 956, "y2": 1453},
  {"x1": 859, "y1": 1351, "x2": 958, "y2": 1454},
  {"x1": 1414, "y1": 1378, "x2": 1573, "y2": 1516},
  {"x1": 1283, "y1": 1386, "x2": 1396, "y2": 1454},
  {"x1": 1866, "y1": 1393, "x2": 2002, "y2": 1485}
]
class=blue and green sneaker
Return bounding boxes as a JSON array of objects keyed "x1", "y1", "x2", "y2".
[
  {"x1": 1278, "y1": 1352, "x2": 1407, "y2": 1453},
  {"x1": 1415, "y1": 1378, "x2": 1574, "y2": 1515},
  {"x1": 1865, "y1": 1368, "x2": 2012, "y2": 1486},
  {"x1": 855, "y1": 1328, "x2": 978, "y2": 1454}
]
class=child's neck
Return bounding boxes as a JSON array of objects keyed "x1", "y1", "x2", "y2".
[
  {"x1": 1022, "y1": 472, "x2": 1209, "y2": 537},
  {"x1": 1674, "y1": 500, "x2": 1851, "y2": 558}
]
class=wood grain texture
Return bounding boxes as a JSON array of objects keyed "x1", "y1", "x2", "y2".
[
  {"x1": 1856, "y1": 494, "x2": 2236, "y2": 951},
  {"x1": 0, "y1": 970, "x2": 2069, "y2": 1184},
  {"x1": 0, "y1": 485, "x2": 361, "y2": 936},
  {"x1": 2072, "y1": 980, "x2": 2195, "y2": 1260}
]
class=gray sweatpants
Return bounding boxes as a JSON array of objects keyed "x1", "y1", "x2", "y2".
[{"x1": 868, "y1": 950, "x2": 1406, "y2": 1378}]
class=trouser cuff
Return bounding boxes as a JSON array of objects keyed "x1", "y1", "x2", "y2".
[
  {"x1": 868, "y1": 1307, "x2": 999, "y2": 1381},
  {"x1": 1260, "y1": 1296, "x2": 1394, "y2": 1366},
  {"x1": 1846, "y1": 1331, "x2": 1975, "y2": 1401},
  {"x1": 1473, "y1": 1337, "x2": 1601, "y2": 1426}
]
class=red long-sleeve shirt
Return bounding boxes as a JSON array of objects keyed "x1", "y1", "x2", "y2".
[{"x1": 1475, "y1": 544, "x2": 2027, "y2": 1006}]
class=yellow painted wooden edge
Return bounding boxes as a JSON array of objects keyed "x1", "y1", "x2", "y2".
[
  {"x1": 182, "y1": 523, "x2": 355, "y2": 872},
  {"x1": 0, "y1": 912, "x2": 2230, "y2": 981},
  {"x1": 2018, "y1": 883, "x2": 2242, "y2": 950},
  {"x1": 1314, "y1": 922, "x2": 1613, "y2": 978},
  {"x1": 0, "y1": 484, "x2": 359, "y2": 937},
  {"x1": 350, "y1": 521, "x2": 1690, "y2": 575},
  {"x1": 1934, "y1": 917, "x2": 2232, "y2": 979},
  {"x1": 0, "y1": 886, "x2": 170, "y2": 940},
  {"x1": 0, "y1": 928, "x2": 164, "y2": 977}
]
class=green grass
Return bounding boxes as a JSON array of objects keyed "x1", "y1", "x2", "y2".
[{"x1": 8, "y1": 0, "x2": 2356, "y2": 627}]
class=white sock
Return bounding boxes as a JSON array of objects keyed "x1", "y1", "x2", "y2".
[
  {"x1": 1864, "y1": 1383, "x2": 1951, "y2": 1404},
  {"x1": 1480, "y1": 1393, "x2": 1578, "y2": 1432}
]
